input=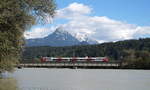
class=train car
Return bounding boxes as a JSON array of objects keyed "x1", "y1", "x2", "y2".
[{"x1": 41, "y1": 57, "x2": 69, "y2": 62}]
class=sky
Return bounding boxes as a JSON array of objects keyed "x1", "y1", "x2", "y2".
[{"x1": 24, "y1": 0, "x2": 150, "y2": 43}]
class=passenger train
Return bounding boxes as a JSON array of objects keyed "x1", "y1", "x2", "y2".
[{"x1": 40, "y1": 57, "x2": 109, "y2": 62}]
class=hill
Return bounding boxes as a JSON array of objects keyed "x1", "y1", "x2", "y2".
[
  {"x1": 23, "y1": 38, "x2": 150, "y2": 59},
  {"x1": 23, "y1": 38, "x2": 150, "y2": 69}
]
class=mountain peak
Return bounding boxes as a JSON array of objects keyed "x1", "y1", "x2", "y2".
[
  {"x1": 54, "y1": 27, "x2": 68, "y2": 34},
  {"x1": 26, "y1": 27, "x2": 98, "y2": 47},
  {"x1": 26, "y1": 27, "x2": 80, "y2": 46}
]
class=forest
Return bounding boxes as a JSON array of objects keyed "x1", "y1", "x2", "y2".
[{"x1": 22, "y1": 38, "x2": 150, "y2": 69}]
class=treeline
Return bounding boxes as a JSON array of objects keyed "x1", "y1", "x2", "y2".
[{"x1": 22, "y1": 38, "x2": 150, "y2": 69}]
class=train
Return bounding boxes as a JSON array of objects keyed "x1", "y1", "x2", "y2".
[{"x1": 40, "y1": 56, "x2": 109, "y2": 62}]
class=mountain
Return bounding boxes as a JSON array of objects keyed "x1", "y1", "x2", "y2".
[
  {"x1": 26, "y1": 28, "x2": 81, "y2": 46},
  {"x1": 78, "y1": 41, "x2": 89, "y2": 45},
  {"x1": 73, "y1": 33, "x2": 98, "y2": 44}
]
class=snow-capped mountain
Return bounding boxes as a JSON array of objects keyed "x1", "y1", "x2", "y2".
[
  {"x1": 26, "y1": 27, "x2": 81, "y2": 46},
  {"x1": 72, "y1": 33, "x2": 98, "y2": 44},
  {"x1": 26, "y1": 27, "x2": 98, "y2": 47}
]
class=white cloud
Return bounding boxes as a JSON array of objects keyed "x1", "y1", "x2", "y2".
[
  {"x1": 25, "y1": 2, "x2": 150, "y2": 43},
  {"x1": 134, "y1": 26, "x2": 150, "y2": 37},
  {"x1": 56, "y1": 2, "x2": 91, "y2": 19},
  {"x1": 61, "y1": 15, "x2": 139, "y2": 42},
  {"x1": 55, "y1": 2, "x2": 150, "y2": 42},
  {"x1": 24, "y1": 26, "x2": 56, "y2": 39}
]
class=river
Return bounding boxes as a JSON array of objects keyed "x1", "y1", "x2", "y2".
[{"x1": 11, "y1": 68, "x2": 150, "y2": 90}]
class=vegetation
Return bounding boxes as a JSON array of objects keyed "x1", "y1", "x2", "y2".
[
  {"x1": 0, "y1": 78, "x2": 18, "y2": 90},
  {"x1": 0, "y1": 0, "x2": 56, "y2": 73},
  {"x1": 23, "y1": 38, "x2": 150, "y2": 69},
  {"x1": 122, "y1": 49, "x2": 150, "y2": 69}
]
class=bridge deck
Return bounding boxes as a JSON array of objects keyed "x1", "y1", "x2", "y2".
[{"x1": 18, "y1": 61, "x2": 121, "y2": 69}]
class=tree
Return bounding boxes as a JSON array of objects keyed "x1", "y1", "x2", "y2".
[
  {"x1": 123, "y1": 49, "x2": 150, "y2": 69},
  {"x1": 0, "y1": 0, "x2": 56, "y2": 72}
]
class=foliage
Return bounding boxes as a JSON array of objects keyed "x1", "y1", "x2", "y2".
[
  {"x1": 0, "y1": 0, "x2": 56, "y2": 72},
  {"x1": 123, "y1": 50, "x2": 150, "y2": 69},
  {"x1": 23, "y1": 38, "x2": 150, "y2": 59},
  {"x1": 22, "y1": 38, "x2": 150, "y2": 69}
]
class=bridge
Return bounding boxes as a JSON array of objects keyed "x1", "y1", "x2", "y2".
[{"x1": 18, "y1": 61, "x2": 122, "y2": 69}]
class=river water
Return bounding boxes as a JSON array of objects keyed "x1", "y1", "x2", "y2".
[{"x1": 11, "y1": 68, "x2": 150, "y2": 90}]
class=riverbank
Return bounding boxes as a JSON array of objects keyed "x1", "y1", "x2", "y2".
[{"x1": 0, "y1": 78, "x2": 18, "y2": 90}]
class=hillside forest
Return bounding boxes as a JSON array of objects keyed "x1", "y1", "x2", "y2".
[{"x1": 23, "y1": 38, "x2": 150, "y2": 69}]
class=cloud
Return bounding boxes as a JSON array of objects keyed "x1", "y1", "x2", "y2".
[
  {"x1": 55, "y1": 2, "x2": 150, "y2": 42},
  {"x1": 56, "y1": 2, "x2": 92, "y2": 19},
  {"x1": 61, "y1": 16, "x2": 136, "y2": 41},
  {"x1": 24, "y1": 26, "x2": 56, "y2": 39},
  {"x1": 134, "y1": 26, "x2": 150, "y2": 38},
  {"x1": 25, "y1": 2, "x2": 150, "y2": 43}
]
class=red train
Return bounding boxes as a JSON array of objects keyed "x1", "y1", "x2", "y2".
[{"x1": 40, "y1": 57, "x2": 109, "y2": 62}]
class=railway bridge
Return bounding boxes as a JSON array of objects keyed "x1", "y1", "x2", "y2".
[{"x1": 18, "y1": 61, "x2": 122, "y2": 69}]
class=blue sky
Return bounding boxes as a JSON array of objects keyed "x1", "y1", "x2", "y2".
[
  {"x1": 55, "y1": 0, "x2": 150, "y2": 26},
  {"x1": 25, "y1": 0, "x2": 150, "y2": 43}
]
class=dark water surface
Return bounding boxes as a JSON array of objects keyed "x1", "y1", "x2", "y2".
[{"x1": 12, "y1": 68, "x2": 150, "y2": 90}]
